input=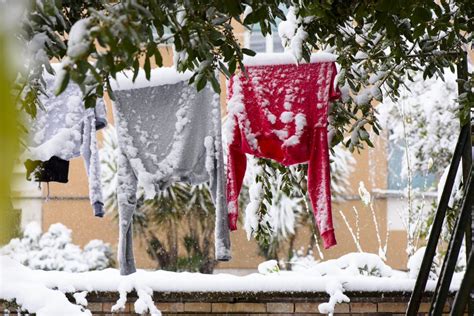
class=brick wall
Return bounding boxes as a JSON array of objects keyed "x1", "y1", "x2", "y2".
[{"x1": 2, "y1": 291, "x2": 460, "y2": 315}]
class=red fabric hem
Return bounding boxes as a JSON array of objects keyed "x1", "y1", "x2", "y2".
[
  {"x1": 228, "y1": 213, "x2": 238, "y2": 231},
  {"x1": 321, "y1": 230, "x2": 337, "y2": 249}
]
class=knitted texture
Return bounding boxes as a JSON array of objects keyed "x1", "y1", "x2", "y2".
[{"x1": 226, "y1": 61, "x2": 339, "y2": 249}]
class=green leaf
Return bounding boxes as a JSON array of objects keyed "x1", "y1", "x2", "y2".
[
  {"x1": 218, "y1": 61, "x2": 231, "y2": 78},
  {"x1": 209, "y1": 75, "x2": 221, "y2": 94},
  {"x1": 412, "y1": 7, "x2": 432, "y2": 24},
  {"x1": 84, "y1": 94, "x2": 97, "y2": 109},
  {"x1": 132, "y1": 58, "x2": 140, "y2": 82},
  {"x1": 154, "y1": 51, "x2": 163, "y2": 67},
  {"x1": 54, "y1": 71, "x2": 70, "y2": 96},
  {"x1": 196, "y1": 75, "x2": 207, "y2": 91},
  {"x1": 242, "y1": 48, "x2": 256, "y2": 56},
  {"x1": 144, "y1": 57, "x2": 151, "y2": 81}
]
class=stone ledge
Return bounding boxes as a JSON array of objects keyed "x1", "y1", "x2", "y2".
[{"x1": 1, "y1": 291, "x2": 460, "y2": 315}]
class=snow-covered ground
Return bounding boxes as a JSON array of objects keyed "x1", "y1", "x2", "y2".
[{"x1": 0, "y1": 252, "x2": 463, "y2": 316}]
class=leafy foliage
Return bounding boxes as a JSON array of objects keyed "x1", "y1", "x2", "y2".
[
  {"x1": 20, "y1": 0, "x2": 474, "y2": 260},
  {"x1": 0, "y1": 222, "x2": 114, "y2": 272},
  {"x1": 18, "y1": 0, "x2": 473, "y2": 151}
]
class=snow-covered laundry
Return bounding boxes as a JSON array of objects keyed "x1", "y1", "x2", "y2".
[
  {"x1": 111, "y1": 67, "x2": 231, "y2": 275},
  {"x1": 24, "y1": 69, "x2": 107, "y2": 217},
  {"x1": 225, "y1": 53, "x2": 340, "y2": 249}
]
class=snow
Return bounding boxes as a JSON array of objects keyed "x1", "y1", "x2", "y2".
[
  {"x1": 67, "y1": 18, "x2": 93, "y2": 59},
  {"x1": 277, "y1": 7, "x2": 314, "y2": 61},
  {"x1": 0, "y1": 222, "x2": 113, "y2": 273},
  {"x1": 242, "y1": 5, "x2": 253, "y2": 20},
  {"x1": 318, "y1": 280, "x2": 350, "y2": 315},
  {"x1": 243, "y1": 52, "x2": 337, "y2": 66},
  {"x1": 73, "y1": 291, "x2": 88, "y2": 306},
  {"x1": 257, "y1": 260, "x2": 280, "y2": 275},
  {"x1": 280, "y1": 111, "x2": 293, "y2": 123},
  {"x1": 243, "y1": 160, "x2": 265, "y2": 240},
  {"x1": 0, "y1": 252, "x2": 464, "y2": 315},
  {"x1": 354, "y1": 51, "x2": 368, "y2": 60},
  {"x1": 358, "y1": 181, "x2": 371, "y2": 206},
  {"x1": 283, "y1": 112, "x2": 306, "y2": 147},
  {"x1": 437, "y1": 162, "x2": 463, "y2": 208},
  {"x1": 110, "y1": 67, "x2": 193, "y2": 91}
]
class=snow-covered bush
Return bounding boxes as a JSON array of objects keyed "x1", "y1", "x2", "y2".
[
  {"x1": 0, "y1": 222, "x2": 113, "y2": 272},
  {"x1": 289, "y1": 247, "x2": 319, "y2": 272},
  {"x1": 379, "y1": 70, "x2": 459, "y2": 180},
  {"x1": 377, "y1": 71, "x2": 461, "y2": 260},
  {"x1": 290, "y1": 250, "x2": 392, "y2": 278},
  {"x1": 407, "y1": 247, "x2": 439, "y2": 280}
]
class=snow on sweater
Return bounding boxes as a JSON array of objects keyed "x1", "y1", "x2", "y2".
[
  {"x1": 24, "y1": 73, "x2": 107, "y2": 217},
  {"x1": 112, "y1": 68, "x2": 231, "y2": 275},
  {"x1": 225, "y1": 57, "x2": 340, "y2": 249}
]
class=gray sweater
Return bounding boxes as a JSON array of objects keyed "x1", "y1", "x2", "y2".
[
  {"x1": 112, "y1": 70, "x2": 231, "y2": 275},
  {"x1": 25, "y1": 76, "x2": 107, "y2": 217}
]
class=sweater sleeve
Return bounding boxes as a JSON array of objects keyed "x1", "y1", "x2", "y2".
[
  {"x1": 116, "y1": 147, "x2": 138, "y2": 275},
  {"x1": 81, "y1": 113, "x2": 105, "y2": 217},
  {"x1": 208, "y1": 94, "x2": 232, "y2": 261},
  {"x1": 226, "y1": 119, "x2": 247, "y2": 231},
  {"x1": 307, "y1": 126, "x2": 337, "y2": 249}
]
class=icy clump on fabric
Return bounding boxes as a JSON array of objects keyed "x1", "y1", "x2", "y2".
[{"x1": 0, "y1": 222, "x2": 113, "y2": 273}]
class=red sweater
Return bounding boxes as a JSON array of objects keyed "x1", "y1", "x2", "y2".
[{"x1": 225, "y1": 60, "x2": 340, "y2": 249}]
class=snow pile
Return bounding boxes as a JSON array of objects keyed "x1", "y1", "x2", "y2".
[
  {"x1": 318, "y1": 280, "x2": 350, "y2": 315},
  {"x1": 0, "y1": 256, "x2": 91, "y2": 316},
  {"x1": 290, "y1": 252, "x2": 393, "y2": 278},
  {"x1": 257, "y1": 260, "x2": 280, "y2": 275},
  {"x1": 0, "y1": 252, "x2": 464, "y2": 315},
  {"x1": 0, "y1": 222, "x2": 113, "y2": 272}
]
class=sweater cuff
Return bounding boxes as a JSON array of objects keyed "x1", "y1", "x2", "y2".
[
  {"x1": 321, "y1": 230, "x2": 337, "y2": 249},
  {"x1": 228, "y1": 213, "x2": 238, "y2": 231},
  {"x1": 93, "y1": 202, "x2": 105, "y2": 218}
]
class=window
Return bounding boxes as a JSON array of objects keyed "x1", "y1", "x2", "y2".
[
  {"x1": 387, "y1": 139, "x2": 436, "y2": 191},
  {"x1": 245, "y1": 25, "x2": 285, "y2": 53},
  {"x1": 244, "y1": 6, "x2": 288, "y2": 53}
]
